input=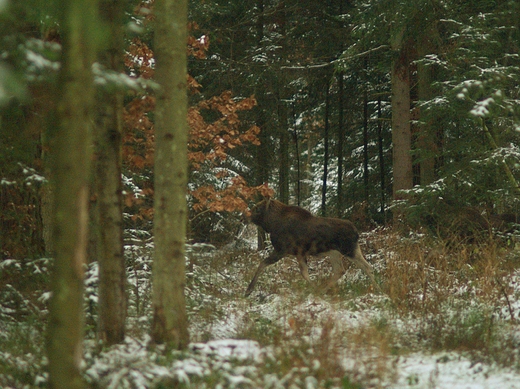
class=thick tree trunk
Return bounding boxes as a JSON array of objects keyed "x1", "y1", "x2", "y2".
[
  {"x1": 152, "y1": 0, "x2": 190, "y2": 350},
  {"x1": 391, "y1": 49, "x2": 413, "y2": 200},
  {"x1": 46, "y1": 0, "x2": 98, "y2": 388},
  {"x1": 94, "y1": 0, "x2": 126, "y2": 346}
]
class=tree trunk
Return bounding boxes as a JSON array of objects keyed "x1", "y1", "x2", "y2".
[
  {"x1": 94, "y1": 0, "x2": 126, "y2": 346},
  {"x1": 292, "y1": 106, "x2": 301, "y2": 206},
  {"x1": 278, "y1": 101, "x2": 290, "y2": 204},
  {"x1": 417, "y1": 35, "x2": 436, "y2": 185},
  {"x1": 41, "y1": 146, "x2": 54, "y2": 256},
  {"x1": 363, "y1": 84, "x2": 369, "y2": 204},
  {"x1": 277, "y1": 2, "x2": 289, "y2": 204},
  {"x1": 301, "y1": 132, "x2": 316, "y2": 201},
  {"x1": 391, "y1": 46, "x2": 413, "y2": 200},
  {"x1": 46, "y1": 0, "x2": 98, "y2": 387},
  {"x1": 321, "y1": 84, "x2": 331, "y2": 216},
  {"x1": 41, "y1": 89, "x2": 59, "y2": 257},
  {"x1": 377, "y1": 97, "x2": 386, "y2": 221},
  {"x1": 255, "y1": 99, "x2": 268, "y2": 250},
  {"x1": 254, "y1": 0, "x2": 268, "y2": 250},
  {"x1": 152, "y1": 0, "x2": 190, "y2": 350},
  {"x1": 337, "y1": 73, "x2": 345, "y2": 217}
]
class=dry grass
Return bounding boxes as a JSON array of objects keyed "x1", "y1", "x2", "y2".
[
  {"x1": 363, "y1": 229, "x2": 520, "y2": 363},
  {"x1": 209, "y1": 228, "x2": 520, "y2": 372}
]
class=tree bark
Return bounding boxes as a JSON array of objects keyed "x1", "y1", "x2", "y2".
[
  {"x1": 46, "y1": 0, "x2": 98, "y2": 388},
  {"x1": 152, "y1": 0, "x2": 190, "y2": 350},
  {"x1": 391, "y1": 44, "x2": 413, "y2": 200},
  {"x1": 94, "y1": 0, "x2": 126, "y2": 346}
]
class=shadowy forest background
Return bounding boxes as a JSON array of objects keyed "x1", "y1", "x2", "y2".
[
  {"x1": 3, "y1": 0, "x2": 520, "y2": 257},
  {"x1": 2, "y1": 0, "x2": 520, "y2": 388}
]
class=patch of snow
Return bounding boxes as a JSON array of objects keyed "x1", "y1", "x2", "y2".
[
  {"x1": 191, "y1": 339, "x2": 264, "y2": 363},
  {"x1": 391, "y1": 352, "x2": 520, "y2": 389}
]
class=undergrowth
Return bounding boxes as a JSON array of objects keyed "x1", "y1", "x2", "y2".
[{"x1": 1, "y1": 227, "x2": 520, "y2": 388}]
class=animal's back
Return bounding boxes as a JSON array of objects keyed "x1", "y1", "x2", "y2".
[{"x1": 270, "y1": 212, "x2": 359, "y2": 258}]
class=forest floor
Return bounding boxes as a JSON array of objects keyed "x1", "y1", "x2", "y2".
[{"x1": 2, "y1": 227, "x2": 520, "y2": 388}]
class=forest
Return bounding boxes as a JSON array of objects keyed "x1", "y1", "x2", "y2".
[{"x1": 2, "y1": 0, "x2": 520, "y2": 388}]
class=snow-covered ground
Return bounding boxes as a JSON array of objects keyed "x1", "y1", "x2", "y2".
[
  {"x1": 86, "y1": 235, "x2": 520, "y2": 389},
  {"x1": 3, "y1": 233, "x2": 520, "y2": 389},
  {"x1": 84, "y1": 282, "x2": 520, "y2": 389}
]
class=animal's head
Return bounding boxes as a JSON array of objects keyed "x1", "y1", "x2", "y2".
[{"x1": 249, "y1": 197, "x2": 272, "y2": 226}]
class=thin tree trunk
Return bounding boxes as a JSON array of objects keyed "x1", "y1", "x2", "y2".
[
  {"x1": 152, "y1": 0, "x2": 190, "y2": 350},
  {"x1": 94, "y1": 0, "x2": 126, "y2": 345},
  {"x1": 278, "y1": 101, "x2": 290, "y2": 204},
  {"x1": 337, "y1": 73, "x2": 345, "y2": 217},
  {"x1": 292, "y1": 104, "x2": 301, "y2": 206},
  {"x1": 301, "y1": 132, "x2": 316, "y2": 201},
  {"x1": 41, "y1": 140, "x2": 54, "y2": 256},
  {"x1": 46, "y1": 0, "x2": 98, "y2": 387},
  {"x1": 377, "y1": 97, "x2": 386, "y2": 221},
  {"x1": 277, "y1": 2, "x2": 289, "y2": 204},
  {"x1": 255, "y1": 103, "x2": 269, "y2": 249},
  {"x1": 41, "y1": 83, "x2": 59, "y2": 257},
  {"x1": 255, "y1": 0, "x2": 268, "y2": 250},
  {"x1": 321, "y1": 84, "x2": 331, "y2": 216},
  {"x1": 363, "y1": 84, "x2": 369, "y2": 204}
]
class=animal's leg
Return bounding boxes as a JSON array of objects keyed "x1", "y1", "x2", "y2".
[
  {"x1": 245, "y1": 252, "x2": 282, "y2": 296},
  {"x1": 325, "y1": 251, "x2": 347, "y2": 290},
  {"x1": 296, "y1": 255, "x2": 311, "y2": 282},
  {"x1": 348, "y1": 244, "x2": 380, "y2": 291}
]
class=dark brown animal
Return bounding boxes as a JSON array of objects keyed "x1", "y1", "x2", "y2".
[{"x1": 245, "y1": 198, "x2": 378, "y2": 296}]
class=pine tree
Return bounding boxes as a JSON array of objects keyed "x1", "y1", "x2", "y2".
[
  {"x1": 94, "y1": 0, "x2": 126, "y2": 346},
  {"x1": 151, "y1": 0, "x2": 190, "y2": 349},
  {"x1": 46, "y1": 0, "x2": 98, "y2": 387}
]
